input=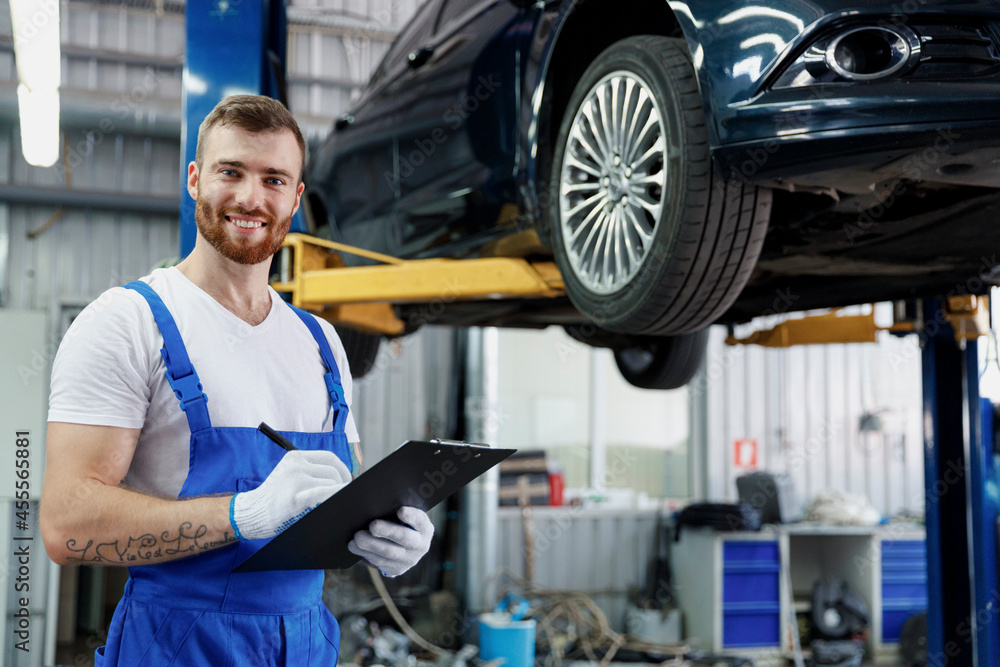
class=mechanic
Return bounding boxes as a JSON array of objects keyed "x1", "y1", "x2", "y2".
[{"x1": 40, "y1": 94, "x2": 432, "y2": 665}]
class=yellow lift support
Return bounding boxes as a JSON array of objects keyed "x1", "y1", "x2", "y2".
[
  {"x1": 271, "y1": 233, "x2": 565, "y2": 335},
  {"x1": 725, "y1": 296, "x2": 990, "y2": 347},
  {"x1": 273, "y1": 234, "x2": 989, "y2": 346}
]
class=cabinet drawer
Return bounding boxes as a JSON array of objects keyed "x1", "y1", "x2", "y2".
[
  {"x1": 724, "y1": 541, "x2": 780, "y2": 562},
  {"x1": 881, "y1": 539, "x2": 926, "y2": 562},
  {"x1": 723, "y1": 603, "x2": 782, "y2": 648},
  {"x1": 723, "y1": 541, "x2": 781, "y2": 603},
  {"x1": 723, "y1": 568, "x2": 781, "y2": 603},
  {"x1": 882, "y1": 572, "x2": 928, "y2": 603}
]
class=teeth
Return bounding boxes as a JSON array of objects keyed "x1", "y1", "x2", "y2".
[{"x1": 231, "y1": 218, "x2": 263, "y2": 229}]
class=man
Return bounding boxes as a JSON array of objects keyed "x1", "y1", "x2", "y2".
[{"x1": 40, "y1": 95, "x2": 432, "y2": 665}]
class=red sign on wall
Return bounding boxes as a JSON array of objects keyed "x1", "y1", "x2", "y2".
[{"x1": 733, "y1": 438, "x2": 758, "y2": 469}]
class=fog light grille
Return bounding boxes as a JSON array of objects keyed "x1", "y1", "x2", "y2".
[
  {"x1": 771, "y1": 20, "x2": 1000, "y2": 89},
  {"x1": 906, "y1": 22, "x2": 1000, "y2": 78}
]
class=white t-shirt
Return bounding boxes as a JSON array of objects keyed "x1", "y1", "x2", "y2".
[{"x1": 48, "y1": 267, "x2": 360, "y2": 499}]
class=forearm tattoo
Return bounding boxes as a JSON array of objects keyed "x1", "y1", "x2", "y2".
[{"x1": 65, "y1": 523, "x2": 237, "y2": 563}]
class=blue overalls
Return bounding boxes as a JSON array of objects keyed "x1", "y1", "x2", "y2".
[{"x1": 94, "y1": 280, "x2": 352, "y2": 666}]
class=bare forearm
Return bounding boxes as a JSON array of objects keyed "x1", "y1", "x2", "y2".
[{"x1": 41, "y1": 481, "x2": 236, "y2": 566}]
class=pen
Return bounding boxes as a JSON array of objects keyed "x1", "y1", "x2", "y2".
[{"x1": 258, "y1": 422, "x2": 298, "y2": 451}]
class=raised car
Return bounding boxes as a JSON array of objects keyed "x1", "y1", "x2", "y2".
[{"x1": 306, "y1": 0, "x2": 1000, "y2": 387}]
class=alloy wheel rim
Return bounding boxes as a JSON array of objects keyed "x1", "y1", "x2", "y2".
[{"x1": 558, "y1": 70, "x2": 667, "y2": 295}]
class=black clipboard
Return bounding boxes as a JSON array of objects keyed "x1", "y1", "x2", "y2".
[{"x1": 233, "y1": 440, "x2": 515, "y2": 572}]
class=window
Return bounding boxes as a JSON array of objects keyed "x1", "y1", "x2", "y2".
[{"x1": 496, "y1": 327, "x2": 691, "y2": 502}]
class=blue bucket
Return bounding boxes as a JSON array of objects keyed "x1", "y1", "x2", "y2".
[{"x1": 478, "y1": 612, "x2": 536, "y2": 667}]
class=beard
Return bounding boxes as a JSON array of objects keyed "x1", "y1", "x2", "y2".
[{"x1": 195, "y1": 198, "x2": 292, "y2": 265}]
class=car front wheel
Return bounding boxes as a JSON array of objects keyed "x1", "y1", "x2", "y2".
[{"x1": 549, "y1": 35, "x2": 771, "y2": 336}]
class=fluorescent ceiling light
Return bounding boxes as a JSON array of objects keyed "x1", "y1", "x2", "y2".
[
  {"x1": 8, "y1": 0, "x2": 61, "y2": 168},
  {"x1": 17, "y1": 85, "x2": 60, "y2": 167}
]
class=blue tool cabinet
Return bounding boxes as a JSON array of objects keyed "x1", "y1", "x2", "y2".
[
  {"x1": 672, "y1": 529, "x2": 785, "y2": 662},
  {"x1": 672, "y1": 526, "x2": 928, "y2": 666},
  {"x1": 879, "y1": 539, "x2": 929, "y2": 644}
]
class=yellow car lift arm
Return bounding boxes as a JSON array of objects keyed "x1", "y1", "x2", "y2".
[
  {"x1": 725, "y1": 296, "x2": 989, "y2": 347},
  {"x1": 271, "y1": 233, "x2": 565, "y2": 335},
  {"x1": 273, "y1": 235, "x2": 990, "y2": 345}
]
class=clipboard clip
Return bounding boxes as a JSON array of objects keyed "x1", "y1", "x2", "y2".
[{"x1": 429, "y1": 438, "x2": 492, "y2": 448}]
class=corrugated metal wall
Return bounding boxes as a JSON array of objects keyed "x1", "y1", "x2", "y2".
[
  {"x1": 351, "y1": 326, "x2": 458, "y2": 466},
  {"x1": 702, "y1": 320, "x2": 926, "y2": 519},
  {"x1": 495, "y1": 508, "x2": 663, "y2": 633},
  {"x1": 286, "y1": 0, "x2": 424, "y2": 136},
  {"x1": 2, "y1": 0, "x2": 185, "y2": 317}
]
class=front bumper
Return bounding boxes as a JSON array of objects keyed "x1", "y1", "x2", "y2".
[{"x1": 712, "y1": 118, "x2": 1000, "y2": 192}]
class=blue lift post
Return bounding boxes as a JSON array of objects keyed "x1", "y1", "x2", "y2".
[
  {"x1": 180, "y1": 0, "x2": 305, "y2": 258},
  {"x1": 922, "y1": 298, "x2": 1000, "y2": 666},
  {"x1": 972, "y1": 395, "x2": 1000, "y2": 663}
]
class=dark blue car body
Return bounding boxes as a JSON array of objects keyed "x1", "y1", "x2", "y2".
[{"x1": 307, "y1": 0, "x2": 1000, "y2": 327}]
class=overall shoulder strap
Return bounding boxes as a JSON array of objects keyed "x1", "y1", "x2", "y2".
[
  {"x1": 287, "y1": 304, "x2": 350, "y2": 434},
  {"x1": 124, "y1": 280, "x2": 212, "y2": 432}
]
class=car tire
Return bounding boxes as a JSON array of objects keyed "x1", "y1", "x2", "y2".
[
  {"x1": 548, "y1": 35, "x2": 771, "y2": 336},
  {"x1": 613, "y1": 328, "x2": 708, "y2": 390},
  {"x1": 335, "y1": 325, "x2": 382, "y2": 379}
]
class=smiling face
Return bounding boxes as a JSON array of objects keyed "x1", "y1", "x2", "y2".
[{"x1": 188, "y1": 124, "x2": 305, "y2": 266}]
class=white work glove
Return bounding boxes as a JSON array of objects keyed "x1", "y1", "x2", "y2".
[
  {"x1": 230, "y1": 450, "x2": 352, "y2": 540},
  {"x1": 348, "y1": 506, "x2": 434, "y2": 577}
]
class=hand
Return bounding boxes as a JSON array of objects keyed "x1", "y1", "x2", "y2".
[
  {"x1": 348, "y1": 506, "x2": 434, "y2": 577},
  {"x1": 230, "y1": 450, "x2": 352, "y2": 540}
]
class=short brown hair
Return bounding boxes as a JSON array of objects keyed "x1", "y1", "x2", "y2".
[{"x1": 195, "y1": 95, "x2": 306, "y2": 181}]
